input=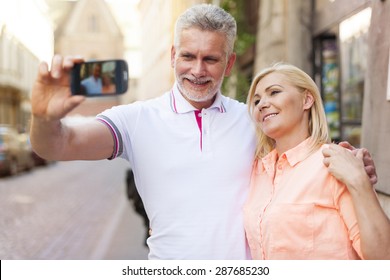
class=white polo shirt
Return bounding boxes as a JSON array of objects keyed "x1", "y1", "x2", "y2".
[{"x1": 97, "y1": 83, "x2": 256, "y2": 259}]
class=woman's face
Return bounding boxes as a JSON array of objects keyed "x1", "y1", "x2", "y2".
[{"x1": 252, "y1": 72, "x2": 313, "y2": 141}]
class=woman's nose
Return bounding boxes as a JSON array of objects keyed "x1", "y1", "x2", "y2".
[{"x1": 257, "y1": 98, "x2": 269, "y2": 111}]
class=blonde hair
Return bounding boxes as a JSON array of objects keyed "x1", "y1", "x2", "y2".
[{"x1": 247, "y1": 63, "x2": 330, "y2": 159}]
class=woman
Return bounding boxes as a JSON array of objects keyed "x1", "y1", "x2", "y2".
[
  {"x1": 244, "y1": 63, "x2": 390, "y2": 259},
  {"x1": 102, "y1": 74, "x2": 116, "y2": 94}
]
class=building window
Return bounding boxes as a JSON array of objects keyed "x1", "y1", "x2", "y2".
[
  {"x1": 314, "y1": 35, "x2": 341, "y2": 142},
  {"x1": 339, "y1": 8, "x2": 371, "y2": 146},
  {"x1": 88, "y1": 15, "x2": 99, "y2": 33},
  {"x1": 314, "y1": 8, "x2": 371, "y2": 147}
]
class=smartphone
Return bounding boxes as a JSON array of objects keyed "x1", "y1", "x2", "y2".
[{"x1": 70, "y1": 59, "x2": 128, "y2": 96}]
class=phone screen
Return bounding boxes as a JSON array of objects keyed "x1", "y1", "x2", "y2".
[{"x1": 71, "y1": 60, "x2": 128, "y2": 96}]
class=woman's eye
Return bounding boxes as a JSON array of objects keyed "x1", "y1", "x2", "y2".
[
  {"x1": 270, "y1": 90, "x2": 280, "y2": 95},
  {"x1": 254, "y1": 100, "x2": 260, "y2": 106}
]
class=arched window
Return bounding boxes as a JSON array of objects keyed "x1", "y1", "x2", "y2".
[{"x1": 88, "y1": 15, "x2": 99, "y2": 32}]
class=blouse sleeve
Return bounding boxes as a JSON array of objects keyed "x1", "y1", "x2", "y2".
[{"x1": 333, "y1": 177, "x2": 363, "y2": 259}]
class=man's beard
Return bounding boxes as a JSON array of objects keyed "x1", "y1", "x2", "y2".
[{"x1": 176, "y1": 74, "x2": 222, "y2": 103}]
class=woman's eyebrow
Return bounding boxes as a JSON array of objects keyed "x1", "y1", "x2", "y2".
[{"x1": 265, "y1": 84, "x2": 284, "y2": 91}]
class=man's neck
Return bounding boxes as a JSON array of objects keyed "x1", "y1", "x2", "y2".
[{"x1": 178, "y1": 91, "x2": 217, "y2": 110}]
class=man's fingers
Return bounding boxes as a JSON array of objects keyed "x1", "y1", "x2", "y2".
[
  {"x1": 37, "y1": 62, "x2": 50, "y2": 82},
  {"x1": 38, "y1": 61, "x2": 49, "y2": 74},
  {"x1": 332, "y1": 143, "x2": 351, "y2": 152},
  {"x1": 361, "y1": 148, "x2": 374, "y2": 163},
  {"x1": 365, "y1": 165, "x2": 378, "y2": 185},
  {"x1": 356, "y1": 149, "x2": 364, "y2": 160},
  {"x1": 338, "y1": 141, "x2": 355, "y2": 150},
  {"x1": 368, "y1": 174, "x2": 378, "y2": 185},
  {"x1": 63, "y1": 55, "x2": 84, "y2": 70},
  {"x1": 51, "y1": 54, "x2": 63, "y2": 79}
]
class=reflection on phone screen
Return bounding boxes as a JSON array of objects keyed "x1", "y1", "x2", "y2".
[{"x1": 80, "y1": 61, "x2": 117, "y2": 95}]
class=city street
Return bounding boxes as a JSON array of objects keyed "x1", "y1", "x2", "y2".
[{"x1": 0, "y1": 158, "x2": 149, "y2": 260}]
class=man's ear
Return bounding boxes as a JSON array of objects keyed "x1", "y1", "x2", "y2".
[
  {"x1": 224, "y1": 52, "x2": 236, "y2": 77},
  {"x1": 303, "y1": 90, "x2": 315, "y2": 110},
  {"x1": 170, "y1": 46, "x2": 176, "y2": 68}
]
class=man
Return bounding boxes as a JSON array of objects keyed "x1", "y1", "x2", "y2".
[
  {"x1": 81, "y1": 63, "x2": 102, "y2": 94},
  {"x1": 30, "y1": 4, "x2": 376, "y2": 260}
]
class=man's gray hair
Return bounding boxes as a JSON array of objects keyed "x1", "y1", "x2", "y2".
[{"x1": 174, "y1": 4, "x2": 237, "y2": 55}]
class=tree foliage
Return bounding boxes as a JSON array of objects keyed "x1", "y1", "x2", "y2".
[{"x1": 220, "y1": 0, "x2": 256, "y2": 102}]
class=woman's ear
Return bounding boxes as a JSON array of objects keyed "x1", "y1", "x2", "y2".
[{"x1": 303, "y1": 90, "x2": 315, "y2": 110}]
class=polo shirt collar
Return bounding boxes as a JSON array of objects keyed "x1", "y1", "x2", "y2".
[{"x1": 170, "y1": 82, "x2": 227, "y2": 114}]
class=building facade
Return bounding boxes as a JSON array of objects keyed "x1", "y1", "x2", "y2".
[
  {"x1": 0, "y1": 0, "x2": 53, "y2": 132},
  {"x1": 0, "y1": 26, "x2": 39, "y2": 132}
]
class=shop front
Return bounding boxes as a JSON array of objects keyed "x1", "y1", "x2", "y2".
[{"x1": 313, "y1": 0, "x2": 371, "y2": 147}]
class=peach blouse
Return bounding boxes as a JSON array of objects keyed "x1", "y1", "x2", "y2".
[{"x1": 244, "y1": 138, "x2": 362, "y2": 259}]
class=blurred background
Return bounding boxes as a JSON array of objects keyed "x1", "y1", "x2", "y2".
[{"x1": 0, "y1": 0, "x2": 389, "y2": 259}]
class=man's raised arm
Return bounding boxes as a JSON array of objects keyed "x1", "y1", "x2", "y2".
[{"x1": 30, "y1": 55, "x2": 114, "y2": 161}]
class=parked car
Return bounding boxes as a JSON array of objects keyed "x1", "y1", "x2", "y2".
[{"x1": 0, "y1": 125, "x2": 35, "y2": 176}]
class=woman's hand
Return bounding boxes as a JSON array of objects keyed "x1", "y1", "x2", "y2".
[
  {"x1": 336, "y1": 141, "x2": 377, "y2": 185},
  {"x1": 323, "y1": 144, "x2": 371, "y2": 191}
]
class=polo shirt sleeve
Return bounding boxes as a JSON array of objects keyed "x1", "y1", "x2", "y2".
[
  {"x1": 96, "y1": 103, "x2": 141, "y2": 161},
  {"x1": 333, "y1": 178, "x2": 363, "y2": 259}
]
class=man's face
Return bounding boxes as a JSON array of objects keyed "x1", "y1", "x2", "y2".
[
  {"x1": 171, "y1": 28, "x2": 236, "y2": 109},
  {"x1": 93, "y1": 64, "x2": 102, "y2": 78}
]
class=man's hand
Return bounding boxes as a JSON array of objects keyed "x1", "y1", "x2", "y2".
[
  {"x1": 337, "y1": 141, "x2": 377, "y2": 185},
  {"x1": 32, "y1": 55, "x2": 85, "y2": 121}
]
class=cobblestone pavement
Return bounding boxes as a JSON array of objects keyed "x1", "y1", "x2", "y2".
[{"x1": 0, "y1": 159, "x2": 148, "y2": 260}]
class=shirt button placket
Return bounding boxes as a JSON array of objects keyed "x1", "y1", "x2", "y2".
[
  {"x1": 274, "y1": 161, "x2": 283, "y2": 186},
  {"x1": 202, "y1": 111, "x2": 210, "y2": 152}
]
